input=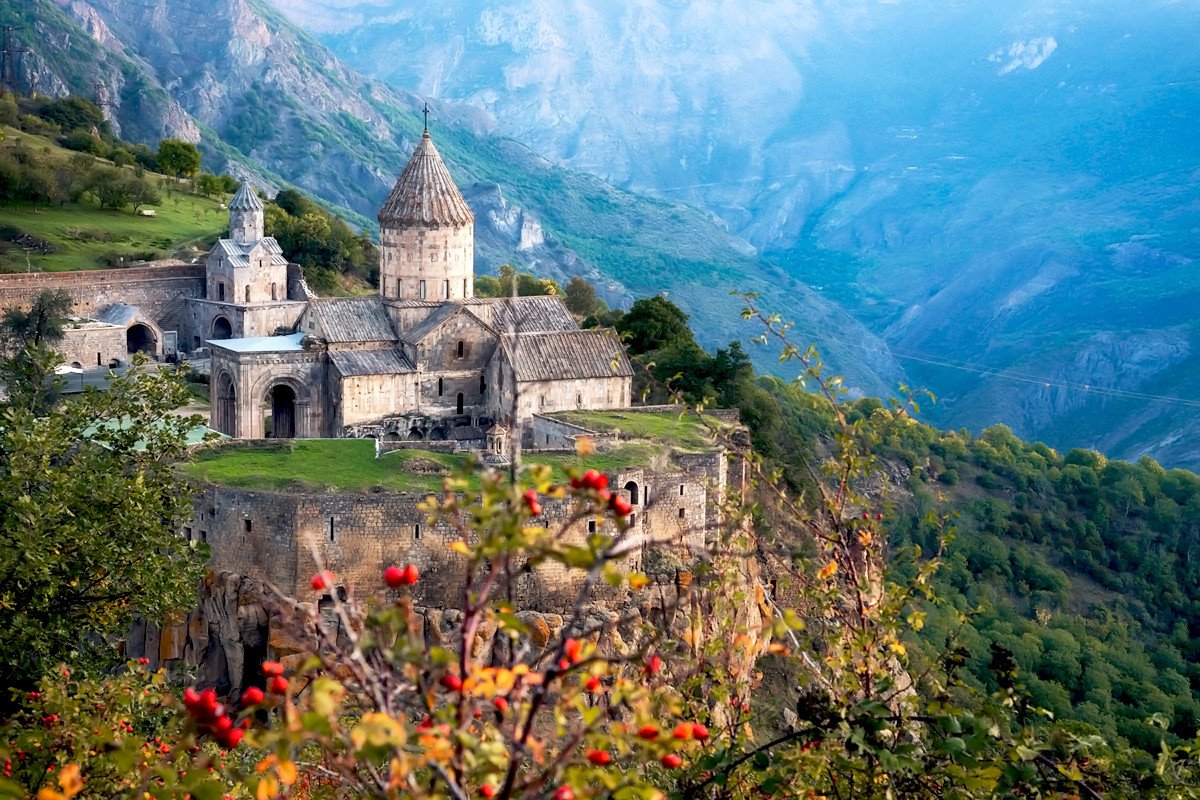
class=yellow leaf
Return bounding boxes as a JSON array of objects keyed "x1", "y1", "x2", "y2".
[
  {"x1": 889, "y1": 641, "x2": 907, "y2": 657},
  {"x1": 817, "y1": 561, "x2": 839, "y2": 580},
  {"x1": 628, "y1": 573, "x2": 649, "y2": 590},
  {"x1": 448, "y1": 541, "x2": 471, "y2": 555},
  {"x1": 277, "y1": 760, "x2": 298, "y2": 786},
  {"x1": 58, "y1": 764, "x2": 83, "y2": 798},
  {"x1": 256, "y1": 775, "x2": 279, "y2": 800},
  {"x1": 351, "y1": 712, "x2": 406, "y2": 750},
  {"x1": 37, "y1": 790, "x2": 65, "y2": 800},
  {"x1": 575, "y1": 436, "x2": 595, "y2": 456}
]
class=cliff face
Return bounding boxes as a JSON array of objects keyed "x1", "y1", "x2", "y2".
[{"x1": 6, "y1": 0, "x2": 903, "y2": 395}]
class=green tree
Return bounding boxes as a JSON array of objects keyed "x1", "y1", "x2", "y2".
[
  {"x1": 563, "y1": 275, "x2": 599, "y2": 316},
  {"x1": 616, "y1": 294, "x2": 694, "y2": 354},
  {"x1": 0, "y1": 336, "x2": 207, "y2": 701},
  {"x1": 155, "y1": 138, "x2": 201, "y2": 178}
]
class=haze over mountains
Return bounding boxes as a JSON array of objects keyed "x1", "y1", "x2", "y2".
[
  {"x1": 274, "y1": 0, "x2": 1200, "y2": 467},
  {"x1": 8, "y1": 0, "x2": 1200, "y2": 466}
]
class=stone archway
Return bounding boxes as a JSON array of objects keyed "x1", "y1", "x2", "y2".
[
  {"x1": 624, "y1": 480, "x2": 640, "y2": 506},
  {"x1": 211, "y1": 316, "x2": 233, "y2": 340},
  {"x1": 215, "y1": 372, "x2": 237, "y2": 436},
  {"x1": 265, "y1": 384, "x2": 297, "y2": 439},
  {"x1": 126, "y1": 323, "x2": 158, "y2": 355}
]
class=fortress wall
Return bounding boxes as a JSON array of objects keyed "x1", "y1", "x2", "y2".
[{"x1": 0, "y1": 264, "x2": 206, "y2": 323}]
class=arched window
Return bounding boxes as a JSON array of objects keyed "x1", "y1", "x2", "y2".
[
  {"x1": 457, "y1": 341, "x2": 464, "y2": 359},
  {"x1": 479, "y1": 375, "x2": 486, "y2": 393},
  {"x1": 244, "y1": 285, "x2": 251, "y2": 303},
  {"x1": 271, "y1": 282, "x2": 278, "y2": 301},
  {"x1": 456, "y1": 392, "x2": 464, "y2": 415}
]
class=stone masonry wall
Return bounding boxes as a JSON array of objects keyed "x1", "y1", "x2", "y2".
[{"x1": 0, "y1": 264, "x2": 206, "y2": 322}]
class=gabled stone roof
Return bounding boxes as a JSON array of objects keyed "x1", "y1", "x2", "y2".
[
  {"x1": 229, "y1": 183, "x2": 263, "y2": 212},
  {"x1": 329, "y1": 348, "x2": 415, "y2": 377},
  {"x1": 307, "y1": 296, "x2": 398, "y2": 344},
  {"x1": 378, "y1": 132, "x2": 474, "y2": 227},
  {"x1": 505, "y1": 329, "x2": 633, "y2": 382},
  {"x1": 464, "y1": 296, "x2": 577, "y2": 334},
  {"x1": 399, "y1": 303, "x2": 496, "y2": 345},
  {"x1": 213, "y1": 237, "x2": 287, "y2": 269}
]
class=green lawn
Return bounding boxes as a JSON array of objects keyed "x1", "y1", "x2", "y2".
[
  {"x1": 0, "y1": 126, "x2": 227, "y2": 272},
  {"x1": 549, "y1": 409, "x2": 721, "y2": 451},
  {"x1": 184, "y1": 438, "x2": 682, "y2": 494}
]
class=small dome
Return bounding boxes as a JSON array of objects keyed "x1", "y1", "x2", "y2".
[
  {"x1": 378, "y1": 132, "x2": 474, "y2": 227},
  {"x1": 229, "y1": 183, "x2": 263, "y2": 212}
]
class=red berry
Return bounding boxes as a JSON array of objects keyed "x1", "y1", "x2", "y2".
[
  {"x1": 212, "y1": 716, "x2": 233, "y2": 733},
  {"x1": 586, "y1": 749, "x2": 612, "y2": 766},
  {"x1": 481, "y1": 785, "x2": 496, "y2": 799},
  {"x1": 554, "y1": 787, "x2": 575, "y2": 800},
  {"x1": 493, "y1": 697, "x2": 509, "y2": 713},
  {"x1": 262, "y1": 661, "x2": 284, "y2": 677},
  {"x1": 310, "y1": 570, "x2": 335, "y2": 591},
  {"x1": 585, "y1": 676, "x2": 601, "y2": 692},
  {"x1": 137, "y1": 657, "x2": 150, "y2": 665},
  {"x1": 403, "y1": 564, "x2": 420, "y2": 585},
  {"x1": 610, "y1": 495, "x2": 633, "y2": 517},
  {"x1": 645, "y1": 655, "x2": 662, "y2": 675},
  {"x1": 440, "y1": 673, "x2": 463, "y2": 692},
  {"x1": 268, "y1": 676, "x2": 289, "y2": 695},
  {"x1": 637, "y1": 725, "x2": 659, "y2": 740},
  {"x1": 673, "y1": 722, "x2": 694, "y2": 740},
  {"x1": 240, "y1": 687, "x2": 265, "y2": 706},
  {"x1": 183, "y1": 687, "x2": 200, "y2": 708},
  {"x1": 417, "y1": 716, "x2": 433, "y2": 731},
  {"x1": 564, "y1": 638, "x2": 582, "y2": 663},
  {"x1": 219, "y1": 729, "x2": 244, "y2": 749},
  {"x1": 692, "y1": 723, "x2": 709, "y2": 741},
  {"x1": 384, "y1": 565, "x2": 405, "y2": 589},
  {"x1": 661, "y1": 754, "x2": 683, "y2": 769}
]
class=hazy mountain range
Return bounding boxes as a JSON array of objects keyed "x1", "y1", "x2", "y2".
[
  {"x1": 272, "y1": 0, "x2": 1200, "y2": 467},
  {"x1": 8, "y1": 0, "x2": 1200, "y2": 466}
]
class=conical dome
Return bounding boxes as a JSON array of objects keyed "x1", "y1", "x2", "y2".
[
  {"x1": 379, "y1": 132, "x2": 474, "y2": 227},
  {"x1": 229, "y1": 183, "x2": 263, "y2": 211}
]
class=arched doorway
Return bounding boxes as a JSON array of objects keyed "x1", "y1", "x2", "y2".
[
  {"x1": 456, "y1": 392, "x2": 465, "y2": 415},
  {"x1": 216, "y1": 372, "x2": 237, "y2": 436},
  {"x1": 126, "y1": 323, "x2": 157, "y2": 355},
  {"x1": 211, "y1": 316, "x2": 233, "y2": 340},
  {"x1": 265, "y1": 384, "x2": 296, "y2": 438},
  {"x1": 624, "y1": 481, "x2": 640, "y2": 505}
]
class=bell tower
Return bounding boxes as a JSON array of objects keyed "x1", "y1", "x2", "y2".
[
  {"x1": 378, "y1": 123, "x2": 475, "y2": 302},
  {"x1": 228, "y1": 183, "x2": 264, "y2": 244}
]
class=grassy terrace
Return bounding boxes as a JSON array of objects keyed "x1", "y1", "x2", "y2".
[
  {"x1": 548, "y1": 409, "x2": 720, "y2": 451},
  {"x1": 184, "y1": 439, "x2": 674, "y2": 494}
]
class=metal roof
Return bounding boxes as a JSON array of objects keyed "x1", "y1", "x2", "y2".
[
  {"x1": 208, "y1": 332, "x2": 306, "y2": 353},
  {"x1": 378, "y1": 132, "x2": 474, "y2": 227}
]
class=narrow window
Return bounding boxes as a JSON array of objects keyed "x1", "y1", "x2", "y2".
[
  {"x1": 329, "y1": 517, "x2": 336, "y2": 542},
  {"x1": 479, "y1": 375, "x2": 486, "y2": 393},
  {"x1": 463, "y1": 278, "x2": 467, "y2": 295},
  {"x1": 419, "y1": 280, "x2": 427, "y2": 299},
  {"x1": 456, "y1": 392, "x2": 464, "y2": 414},
  {"x1": 271, "y1": 282, "x2": 278, "y2": 300},
  {"x1": 414, "y1": 524, "x2": 421, "y2": 540},
  {"x1": 245, "y1": 285, "x2": 251, "y2": 302},
  {"x1": 438, "y1": 377, "x2": 444, "y2": 396},
  {"x1": 444, "y1": 279, "x2": 450, "y2": 298},
  {"x1": 678, "y1": 508, "x2": 686, "y2": 519},
  {"x1": 457, "y1": 341, "x2": 465, "y2": 359},
  {"x1": 96, "y1": 352, "x2": 102, "y2": 366},
  {"x1": 577, "y1": 393, "x2": 582, "y2": 406},
  {"x1": 680, "y1": 484, "x2": 685, "y2": 496},
  {"x1": 200, "y1": 530, "x2": 208, "y2": 544},
  {"x1": 243, "y1": 519, "x2": 252, "y2": 533},
  {"x1": 588, "y1": 520, "x2": 597, "y2": 534},
  {"x1": 539, "y1": 395, "x2": 546, "y2": 409},
  {"x1": 630, "y1": 513, "x2": 636, "y2": 526},
  {"x1": 184, "y1": 527, "x2": 192, "y2": 542}
]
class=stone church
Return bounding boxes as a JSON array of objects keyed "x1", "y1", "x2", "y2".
[{"x1": 206, "y1": 131, "x2": 633, "y2": 442}]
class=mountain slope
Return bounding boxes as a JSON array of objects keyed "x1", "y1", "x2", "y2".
[
  {"x1": 276, "y1": 0, "x2": 1200, "y2": 468},
  {"x1": 4, "y1": 0, "x2": 902, "y2": 396}
]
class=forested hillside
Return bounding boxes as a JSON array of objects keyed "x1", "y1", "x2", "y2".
[{"x1": 609, "y1": 293, "x2": 1200, "y2": 758}]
